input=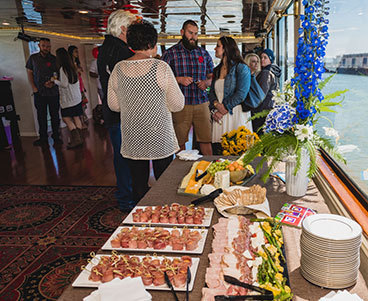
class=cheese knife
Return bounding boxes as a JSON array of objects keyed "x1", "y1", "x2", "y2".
[{"x1": 191, "y1": 188, "x2": 223, "y2": 206}]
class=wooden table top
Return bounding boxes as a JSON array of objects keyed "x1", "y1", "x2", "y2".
[{"x1": 58, "y1": 156, "x2": 368, "y2": 301}]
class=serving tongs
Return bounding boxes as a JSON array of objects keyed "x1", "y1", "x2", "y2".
[
  {"x1": 164, "y1": 271, "x2": 179, "y2": 301},
  {"x1": 186, "y1": 266, "x2": 191, "y2": 301},
  {"x1": 214, "y1": 275, "x2": 274, "y2": 301},
  {"x1": 191, "y1": 188, "x2": 223, "y2": 206}
]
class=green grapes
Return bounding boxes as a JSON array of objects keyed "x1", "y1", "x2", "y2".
[{"x1": 207, "y1": 160, "x2": 231, "y2": 176}]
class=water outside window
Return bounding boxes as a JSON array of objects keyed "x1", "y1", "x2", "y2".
[{"x1": 315, "y1": 0, "x2": 368, "y2": 194}]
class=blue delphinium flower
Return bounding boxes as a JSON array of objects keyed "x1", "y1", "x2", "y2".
[{"x1": 291, "y1": 0, "x2": 329, "y2": 122}]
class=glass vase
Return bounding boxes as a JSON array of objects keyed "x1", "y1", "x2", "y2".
[{"x1": 285, "y1": 148, "x2": 310, "y2": 197}]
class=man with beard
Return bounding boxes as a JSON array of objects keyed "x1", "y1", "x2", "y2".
[
  {"x1": 97, "y1": 9, "x2": 136, "y2": 211},
  {"x1": 162, "y1": 20, "x2": 214, "y2": 155},
  {"x1": 26, "y1": 38, "x2": 62, "y2": 146}
]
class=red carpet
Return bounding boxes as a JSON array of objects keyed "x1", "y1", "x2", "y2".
[{"x1": 0, "y1": 185, "x2": 127, "y2": 300}]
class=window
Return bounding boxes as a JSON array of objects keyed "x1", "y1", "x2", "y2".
[
  {"x1": 266, "y1": 31, "x2": 273, "y2": 51},
  {"x1": 285, "y1": 3, "x2": 295, "y2": 80},
  {"x1": 276, "y1": 17, "x2": 286, "y2": 86},
  {"x1": 315, "y1": 0, "x2": 368, "y2": 196},
  {"x1": 363, "y1": 57, "x2": 367, "y2": 65}
]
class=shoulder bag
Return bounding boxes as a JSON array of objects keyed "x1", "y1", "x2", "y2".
[{"x1": 241, "y1": 74, "x2": 266, "y2": 112}]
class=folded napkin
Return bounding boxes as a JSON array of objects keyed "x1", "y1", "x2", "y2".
[
  {"x1": 84, "y1": 277, "x2": 152, "y2": 301},
  {"x1": 177, "y1": 149, "x2": 203, "y2": 161},
  {"x1": 319, "y1": 290, "x2": 363, "y2": 301}
]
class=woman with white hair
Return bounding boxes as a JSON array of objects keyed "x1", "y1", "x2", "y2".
[{"x1": 97, "y1": 10, "x2": 138, "y2": 212}]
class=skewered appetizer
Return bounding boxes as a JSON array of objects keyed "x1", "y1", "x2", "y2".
[
  {"x1": 131, "y1": 203, "x2": 206, "y2": 225},
  {"x1": 87, "y1": 254, "x2": 192, "y2": 288},
  {"x1": 110, "y1": 227, "x2": 203, "y2": 251}
]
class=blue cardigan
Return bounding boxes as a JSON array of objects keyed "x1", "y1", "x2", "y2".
[{"x1": 209, "y1": 62, "x2": 251, "y2": 114}]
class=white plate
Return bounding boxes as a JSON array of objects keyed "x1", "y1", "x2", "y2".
[
  {"x1": 300, "y1": 238, "x2": 361, "y2": 256},
  {"x1": 302, "y1": 214, "x2": 362, "y2": 240},
  {"x1": 301, "y1": 230, "x2": 362, "y2": 246},
  {"x1": 101, "y1": 226, "x2": 208, "y2": 254},
  {"x1": 72, "y1": 254, "x2": 199, "y2": 291},
  {"x1": 301, "y1": 268, "x2": 358, "y2": 289},
  {"x1": 301, "y1": 232, "x2": 362, "y2": 247},
  {"x1": 123, "y1": 206, "x2": 214, "y2": 228}
]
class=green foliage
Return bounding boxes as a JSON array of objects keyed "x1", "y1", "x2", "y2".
[
  {"x1": 250, "y1": 110, "x2": 270, "y2": 120},
  {"x1": 242, "y1": 129, "x2": 346, "y2": 182},
  {"x1": 318, "y1": 73, "x2": 335, "y2": 90},
  {"x1": 242, "y1": 73, "x2": 348, "y2": 182}
]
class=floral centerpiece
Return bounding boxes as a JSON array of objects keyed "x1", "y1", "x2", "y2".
[
  {"x1": 221, "y1": 126, "x2": 259, "y2": 156},
  {"x1": 243, "y1": 0, "x2": 347, "y2": 186}
]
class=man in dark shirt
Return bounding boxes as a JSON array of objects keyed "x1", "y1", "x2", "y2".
[
  {"x1": 98, "y1": 10, "x2": 136, "y2": 211},
  {"x1": 26, "y1": 38, "x2": 61, "y2": 146}
]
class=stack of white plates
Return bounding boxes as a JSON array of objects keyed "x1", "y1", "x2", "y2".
[{"x1": 300, "y1": 214, "x2": 362, "y2": 289}]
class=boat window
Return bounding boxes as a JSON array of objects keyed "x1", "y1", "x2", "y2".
[
  {"x1": 266, "y1": 31, "x2": 273, "y2": 51},
  {"x1": 276, "y1": 17, "x2": 286, "y2": 85},
  {"x1": 315, "y1": 0, "x2": 368, "y2": 197},
  {"x1": 286, "y1": 3, "x2": 295, "y2": 80}
]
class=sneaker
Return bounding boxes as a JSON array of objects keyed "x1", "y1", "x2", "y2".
[{"x1": 33, "y1": 139, "x2": 48, "y2": 146}]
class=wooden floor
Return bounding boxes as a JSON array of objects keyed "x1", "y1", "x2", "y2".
[
  {"x1": 0, "y1": 122, "x2": 117, "y2": 186},
  {"x1": 0, "y1": 121, "x2": 193, "y2": 186}
]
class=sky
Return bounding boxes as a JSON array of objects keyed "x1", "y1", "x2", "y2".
[{"x1": 326, "y1": 0, "x2": 368, "y2": 58}]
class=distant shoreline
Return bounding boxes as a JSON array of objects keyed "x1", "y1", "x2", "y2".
[{"x1": 324, "y1": 67, "x2": 368, "y2": 76}]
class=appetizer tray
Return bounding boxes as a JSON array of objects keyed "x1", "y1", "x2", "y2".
[
  {"x1": 101, "y1": 226, "x2": 209, "y2": 254},
  {"x1": 123, "y1": 206, "x2": 214, "y2": 228},
  {"x1": 177, "y1": 172, "x2": 257, "y2": 197},
  {"x1": 214, "y1": 185, "x2": 271, "y2": 218},
  {"x1": 72, "y1": 254, "x2": 200, "y2": 291}
]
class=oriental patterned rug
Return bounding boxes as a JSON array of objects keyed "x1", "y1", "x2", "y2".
[{"x1": 0, "y1": 185, "x2": 127, "y2": 301}]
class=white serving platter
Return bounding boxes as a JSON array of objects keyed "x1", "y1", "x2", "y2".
[
  {"x1": 72, "y1": 254, "x2": 200, "y2": 291},
  {"x1": 101, "y1": 226, "x2": 208, "y2": 254},
  {"x1": 123, "y1": 206, "x2": 214, "y2": 228}
]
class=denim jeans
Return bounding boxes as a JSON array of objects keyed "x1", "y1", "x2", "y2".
[
  {"x1": 107, "y1": 124, "x2": 133, "y2": 209},
  {"x1": 33, "y1": 93, "x2": 60, "y2": 140}
]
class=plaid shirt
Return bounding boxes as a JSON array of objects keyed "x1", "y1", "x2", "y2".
[{"x1": 162, "y1": 41, "x2": 214, "y2": 105}]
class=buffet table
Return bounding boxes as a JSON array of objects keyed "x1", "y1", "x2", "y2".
[{"x1": 58, "y1": 156, "x2": 368, "y2": 301}]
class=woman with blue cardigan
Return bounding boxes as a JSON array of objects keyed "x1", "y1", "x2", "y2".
[{"x1": 209, "y1": 36, "x2": 252, "y2": 155}]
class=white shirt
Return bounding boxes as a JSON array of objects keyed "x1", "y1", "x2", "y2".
[
  {"x1": 212, "y1": 79, "x2": 252, "y2": 143},
  {"x1": 54, "y1": 67, "x2": 81, "y2": 109},
  {"x1": 108, "y1": 58, "x2": 185, "y2": 160}
]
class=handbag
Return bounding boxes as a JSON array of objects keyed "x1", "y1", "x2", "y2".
[{"x1": 241, "y1": 74, "x2": 265, "y2": 112}]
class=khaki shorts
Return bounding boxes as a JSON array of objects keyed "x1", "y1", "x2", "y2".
[{"x1": 172, "y1": 102, "x2": 212, "y2": 146}]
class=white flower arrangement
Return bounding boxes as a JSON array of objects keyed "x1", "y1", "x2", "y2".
[{"x1": 295, "y1": 124, "x2": 314, "y2": 142}]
